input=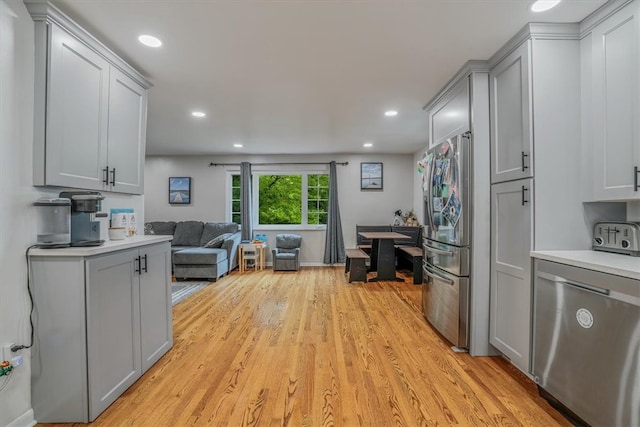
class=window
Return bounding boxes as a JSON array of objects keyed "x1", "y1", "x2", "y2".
[
  {"x1": 256, "y1": 173, "x2": 328, "y2": 227},
  {"x1": 230, "y1": 174, "x2": 241, "y2": 224},
  {"x1": 307, "y1": 174, "x2": 329, "y2": 225},
  {"x1": 228, "y1": 171, "x2": 329, "y2": 228}
]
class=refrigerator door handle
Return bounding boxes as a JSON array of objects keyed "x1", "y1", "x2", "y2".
[
  {"x1": 424, "y1": 264, "x2": 454, "y2": 285},
  {"x1": 424, "y1": 243, "x2": 454, "y2": 256}
]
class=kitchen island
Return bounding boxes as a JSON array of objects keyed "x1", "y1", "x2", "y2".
[{"x1": 29, "y1": 235, "x2": 173, "y2": 422}]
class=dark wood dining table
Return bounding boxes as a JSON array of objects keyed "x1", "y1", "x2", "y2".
[{"x1": 358, "y1": 231, "x2": 410, "y2": 281}]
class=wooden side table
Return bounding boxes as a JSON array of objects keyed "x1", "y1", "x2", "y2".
[{"x1": 239, "y1": 243, "x2": 267, "y2": 272}]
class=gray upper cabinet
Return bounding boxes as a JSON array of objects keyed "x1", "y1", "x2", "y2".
[
  {"x1": 27, "y1": 2, "x2": 150, "y2": 195},
  {"x1": 428, "y1": 78, "x2": 470, "y2": 146},
  {"x1": 583, "y1": 0, "x2": 640, "y2": 201},
  {"x1": 106, "y1": 68, "x2": 148, "y2": 194},
  {"x1": 43, "y1": 22, "x2": 110, "y2": 191},
  {"x1": 489, "y1": 40, "x2": 532, "y2": 184}
]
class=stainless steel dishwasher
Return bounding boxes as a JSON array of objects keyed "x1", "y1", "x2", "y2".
[{"x1": 532, "y1": 259, "x2": 640, "y2": 427}]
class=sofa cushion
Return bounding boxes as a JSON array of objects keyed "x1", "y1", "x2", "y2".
[
  {"x1": 199, "y1": 222, "x2": 239, "y2": 247},
  {"x1": 204, "y1": 232, "x2": 233, "y2": 248},
  {"x1": 172, "y1": 221, "x2": 204, "y2": 246},
  {"x1": 173, "y1": 247, "x2": 227, "y2": 265},
  {"x1": 150, "y1": 221, "x2": 176, "y2": 235}
]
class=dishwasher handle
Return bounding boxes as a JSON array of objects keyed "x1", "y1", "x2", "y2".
[{"x1": 537, "y1": 271, "x2": 610, "y2": 296}]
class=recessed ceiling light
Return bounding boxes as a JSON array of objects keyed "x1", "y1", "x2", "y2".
[
  {"x1": 233, "y1": 143, "x2": 243, "y2": 148},
  {"x1": 363, "y1": 142, "x2": 373, "y2": 148},
  {"x1": 384, "y1": 110, "x2": 398, "y2": 117},
  {"x1": 191, "y1": 111, "x2": 206, "y2": 118},
  {"x1": 138, "y1": 34, "x2": 162, "y2": 47},
  {"x1": 530, "y1": 0, "x2": 561, "y2": 12}
]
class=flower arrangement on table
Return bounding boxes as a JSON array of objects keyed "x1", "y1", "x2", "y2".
[{"x1": 393, "y1": 209, "x2": 419, "y2": 226}]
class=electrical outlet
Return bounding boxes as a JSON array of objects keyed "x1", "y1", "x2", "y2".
[
  {"x1": 3, "y1": 343, "x2": 15, "y2": 361},
  {"x1": 11, "y1": 355, "x2": 24, "y2": 367}
]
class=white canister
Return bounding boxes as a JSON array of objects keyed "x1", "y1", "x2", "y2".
[{"x1": 108, "y1": 227, "x2": 127, "y2": 240}]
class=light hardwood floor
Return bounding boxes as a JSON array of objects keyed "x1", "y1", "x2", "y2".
[{"x1": 40, "y1": 267, "x2": 570, "y2": 426}]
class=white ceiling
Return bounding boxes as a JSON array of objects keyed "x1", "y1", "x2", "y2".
[{"x1": 51, "y1": 0, "x2": 607, "y2": 156}]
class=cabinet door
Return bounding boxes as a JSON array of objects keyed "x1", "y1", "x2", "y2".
[
  {"x1": 86, "y1": 249, "x2": 141, "y2": 421},
  {"x1": 139, "y1": 243, "x2": 173, "y2": 372},
  {"x1": 47, "y1": 23, "x2": 109, "y2": 191},
  {"x1": 429, "y1": 77, "x2": 470, "y2": 146},
  {"x1": 591, "y1": 2, "x2": 640, "y2": 201},
  {"x1": 490, "y1": 40, "x2": 533, "y2": 183},
  {"x1": 107, "y1": 67, "x2": 148, "y2": 194},
  {"x1": 490, "y1": 179, "x2": 534, "y2": 374}
]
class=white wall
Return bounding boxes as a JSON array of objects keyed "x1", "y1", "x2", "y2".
[
  {"x1": 0, "y1": 1, "x2": 37, "y2": 425},
  {"x1": 145, "y1": 154, "x2": 418, "y2": 264}
]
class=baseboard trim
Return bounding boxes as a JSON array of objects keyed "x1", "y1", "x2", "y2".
[
  {"x1": 265, "y1": 262, "x2": 345, "y2": 267},
  {"x1": 7, "y1": 408, "x2": 36, "y2": 427}
]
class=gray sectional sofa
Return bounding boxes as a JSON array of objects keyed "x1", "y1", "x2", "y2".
[{"x1": 144, "y1": 221, "x2": 241, "y2": 281}]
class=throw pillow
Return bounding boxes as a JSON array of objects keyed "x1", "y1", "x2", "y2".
[
  {"x1": 143, "y1": 223, "x2": 155, "y2": 235},
  {"x1": 204, "y1": 232, "x2": 233, "y2": 248}
]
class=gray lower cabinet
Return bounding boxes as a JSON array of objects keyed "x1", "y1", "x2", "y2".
[
  {"x1": 490, "y1": 179, "x2": 534, "y2": 373},
  {"x1": 31, "y1": 242, "x2": 172, "y2": 423}
]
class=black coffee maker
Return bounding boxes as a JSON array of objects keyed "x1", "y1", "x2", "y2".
[{"x1": 59, "y1": 191, "x2": 107, "y2": 246}]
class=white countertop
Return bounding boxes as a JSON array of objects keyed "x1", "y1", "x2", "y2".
[
  {"x1": 531, "y1": 250, "x2": 640, "y2": 280},
  {"x1": 29, "y1": 235, "x2": 172, "y2": 257}
]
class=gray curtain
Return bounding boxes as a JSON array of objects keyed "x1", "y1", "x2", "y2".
[
  {"x1": 323, "y1": 161, "x2": 345, "y2": 263},
  {"x1": 240, "y1": 162, "x2": 252, "y2": 241}
]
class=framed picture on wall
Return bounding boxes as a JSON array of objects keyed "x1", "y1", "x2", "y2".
[
  {"x1": 169, "y1": 177, "x2": 191, "y2": 204},
  {"x1": 361, "y1": 162, "x2": 383, "y2": 190}
]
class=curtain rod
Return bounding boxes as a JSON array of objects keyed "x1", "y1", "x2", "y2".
[{"x1": 209, "y1": 161, "x2": 349, "y2": 167}]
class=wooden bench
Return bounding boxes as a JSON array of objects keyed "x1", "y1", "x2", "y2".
[
  {"x1": 396, "y1": 246, "x2": 423, "y2": 284},
  {"x1": 345, "y1": 248, "x2": 370, "y2": 282}
]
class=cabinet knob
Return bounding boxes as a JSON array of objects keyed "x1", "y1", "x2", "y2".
[
  {"x1": 521, "y1": 186, "x2": 529, "y2": 205},
  {"x1": 110, "y1": 168, "x2": 116, "y2": 186},
  {"x1": 634, "y1": 166, "x2": 639, "y2": 192},
  {"x1": 103, "y1": 166, "x2": 109, "y2": 185}
]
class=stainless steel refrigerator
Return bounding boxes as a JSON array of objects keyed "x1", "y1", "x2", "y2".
[{"x1": 422, "y1": 132, "x2": 471, "y2": 349}]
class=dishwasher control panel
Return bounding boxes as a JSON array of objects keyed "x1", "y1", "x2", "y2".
[{"x1": 592, "y1": 221, "x2": 640, "y2": 256}]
